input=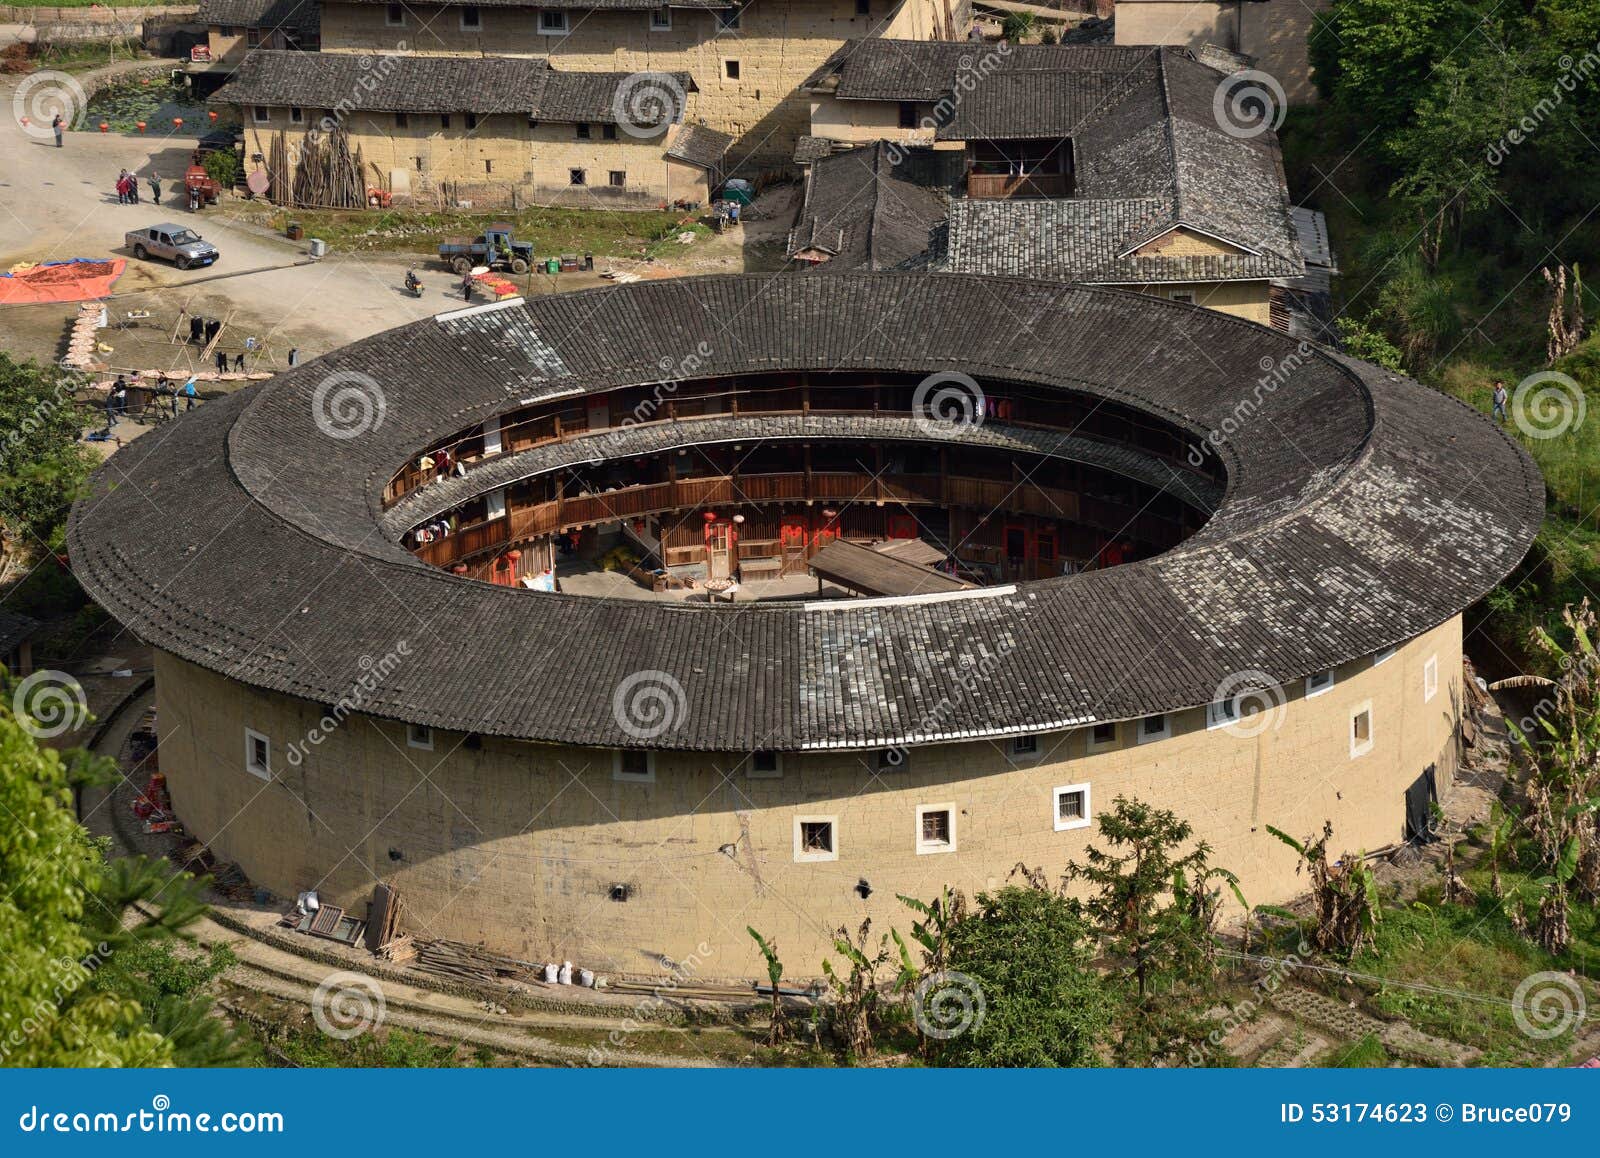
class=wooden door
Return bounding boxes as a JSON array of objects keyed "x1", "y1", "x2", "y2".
[
  {"x1": 705, "y1": 521, "x2": 733, "y2": 580},
  {"x1": 780, "y1": 519, "x2": 808, "y2": 576}
]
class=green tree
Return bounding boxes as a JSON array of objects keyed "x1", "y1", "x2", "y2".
[
  {"x1": 937, "y1": 886, "x2": 1109, "y2": 1067},
  {"x1": 0, "y1": 353, "x2": 94, "y2": 550},
  {"x1": 0, "y1": 689, "x2": 214, "y2": 1066},
  {"x1": 1065, "y1": 796, "x2": 1223, "y2": 1064},
  {"x1": 1309, "y1": 0, "x2": 1485, "y2": 134}
]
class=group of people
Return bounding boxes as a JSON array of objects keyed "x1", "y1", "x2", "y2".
[
  {"x1": 417, "y1": 447, "x2": 467, "y2": 481},
  {"x1": 115, "y1": 169, "x2": 161, "y2": 206},
  {"x1": 103, "y1": 373, "x2": 199, "y2": 427}
]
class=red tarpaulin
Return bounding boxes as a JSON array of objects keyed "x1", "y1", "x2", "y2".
[{"x1": 0, "y1": 259, "x2": 125, "y2": 305}]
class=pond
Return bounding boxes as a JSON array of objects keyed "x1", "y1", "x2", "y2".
[{"x1": 75, "y1": 78, "x2": 239, "y2": 136}]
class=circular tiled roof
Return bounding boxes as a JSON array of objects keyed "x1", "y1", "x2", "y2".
[{"x1": 68, "y1": 274, "x2": 1543, "y2": 751}]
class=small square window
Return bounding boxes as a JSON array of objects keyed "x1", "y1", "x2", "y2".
[
  {"x1": 1350, "y1": 702, "x2": 1374, "y2": 758},
  {"x1": 898, "y1": 101, "x2": 918, "y2": 130},
  {"x1": 747, "y1": 750, "x2": 781, "y2": 778},
  {"x1": 460, "y1": 4, "x2": 481, "y2": 30},
  {"x1": 539, "y1": 9, "x2": 568, "y2": 33},
  {"x1": 406, "y1": 723, "x2": 433, "y2": 750},
  {"x1": 385, "y1": 2, "x2": 405, "y2": 26},
  {"x1": 1010, "y1": 733, "x2": 1038, "y2": 757},
  {"x1": 246, "y1": 28, "x2": 262, "y2": 47},
  {"x1": 717, "y1": 6, "x2": 740, "y2": 29},
  {"x1": 1206, "y1": 697, "x2": 1240, "y2": 731},
  {"x1": 440, "y1": 113, "x2": 451, "y2": 129},
  {"x1": 245, "y1": 728, "x2": 271, "y2": 780},
  {"x1": 1137, "y1": 713, "x2": 1171, "y2": 744},
  {"x1": 794, "y1": 816, "x2": 837, "y2": 862},
  {"x1": 608, "y1": 170, "x2": 626, "y2": 187},
  {"x1": 1373, "y1": 646, "x2": 1397, "y2": 665},
  {"x1": 650, "y1": 6, "x2": 670, "y2": 29},
  {"x1": 465, "y1": 112, "x2": 478, "y2": 130},
  {"x1": 916, "y1": 804, "x2": 956, "y2": 854},
  {"x1": 251, "y1": 105, "x2": 270, "y2": 124},
  {"x1": 856, "y1": 0, "x2": 869, "y2": 12},
  {"x1": 569, "y1": 168, "x2": 586, "y2": 186},
  {"x1": 1170, "y1": 292, "x2": 1195, "y2": 304},
  {"x1": 876, "y1": 747, "x2": 907, "y2": 773},
  {"x1": 613, "y1": 750, "x2": 654, "y2": 782},
  {"x1": 602, "y1": 123, "x2": 618, "y2": 140},
  {"x1": 288, "y1": 106, "x2": 303, "y2": 124},
  {"x1": 394, "y1": 112, "x2": 409, "y2": 129},
  {"x1": 483, "y1": 159, "x2": 493, "y2": 174},
  {"x1": 1087, "y1": 722, "x2": 1117, "y2": 751},
  {"x1": 1423, "y1": 655, "x2": 1439, "y2": 702},
  {"x1": 1306, "y1": 670, "x2": 1335, "y2": 697},
  {"x1": 724, "y1": 60, "x2": 741, "y2": 80},
  {"x1": 575, "y1": 123, "x2": 591, "y2": 139},
  {"x1": 1054, "y1": 783, "x2": 1090, "y2": 831}
]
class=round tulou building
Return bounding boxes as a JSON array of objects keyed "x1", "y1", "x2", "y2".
[{"x1": 69, "y1": 274, "x2": 1542, "y2": 978}]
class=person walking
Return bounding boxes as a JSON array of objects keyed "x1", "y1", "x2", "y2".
[
  {"x1": 52, "y1": 114, "x2": 63, "y2": 147},
  {"x1": 215, "y1": 349, "x2": 228, "y2": 374},
  {"x1": 115, "y1": 170, "x2": 131, "y2": 205},
  {"x1": 168, "y1": 383, "x2": 179, "y2": 418},
  {"x1": 287, "y1": 348, "x2": 299, "y2": 368},
  {"x1": 461, "y1": 272, "x2": 474, "y2": 302},
  {"x1": 182, "y1": 376, "x2": 198, "y2": 411},
  {"x1": 149, "y1": 173, "x2": 162, "y2": 205},
  {"x1": 233, "y1": 351, "x2": 245, "y2": 371},
  {"x1": 1492, "y1": 378, "x2": 1508, "y2": 425}
]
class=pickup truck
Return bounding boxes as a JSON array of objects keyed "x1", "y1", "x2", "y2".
[{"x1": 125, "y1": 223, "x2": 220, "y2": 270}]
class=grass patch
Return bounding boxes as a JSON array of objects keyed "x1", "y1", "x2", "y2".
[
  {"x1": 3, "y1": 38, "x2": 150, "y2": 74},
  {"x1": 1319, "y1": 1033, "x2": 1391, "y2": 1067},
  {"x1": 258, "y1": 205, "x2": 688, "y2": 263},
  {"x1": 1348, "y1": 877, "x2": 1599, "y2": 1065}
]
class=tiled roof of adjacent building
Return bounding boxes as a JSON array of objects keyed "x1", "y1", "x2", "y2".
[
  {"x1": 665, "y1": 123, "x2": 734, "y2": 170},
  {"x1": 68, "y1": 275, "x2": 1542, "y2": 754},
  {"x1": 0, "y1": 610, "x2": 39, "y2": 657},
  {"x1": 198, "y1": 0, "x2": 320, "y2": 32},
  {"x1": 788, "y1": 143, "x2": 952, "y2": 271},
  {"x1": 799, "y1": 42, "x2": 1304, "y2": 283},
  {"x1": 211, "y1": 50, "x2": 694, "y2": 123}
]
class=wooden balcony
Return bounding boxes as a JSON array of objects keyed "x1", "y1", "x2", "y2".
[{"x1": 966, "y1": 172, "x2": 1071, "y2": 200}]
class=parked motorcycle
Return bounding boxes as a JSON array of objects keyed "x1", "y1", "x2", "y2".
[{"x1": 404, "y1": 270, "x2": 423, "y2": 298}]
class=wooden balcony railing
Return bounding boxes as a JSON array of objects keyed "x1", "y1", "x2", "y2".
[{"x1": 966, "y1": 172, "x2": 1071, "y2": 199}]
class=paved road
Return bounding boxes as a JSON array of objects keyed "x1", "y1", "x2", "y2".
[{"x1": 0, "y1": 69, "x2": 451, "y2": 360}]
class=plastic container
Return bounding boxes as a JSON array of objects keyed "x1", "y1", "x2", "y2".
[
  {"x1": 308, "y1": 238, "x2": 326, "y2": 257},
  {"x1": 545, "y1": 257, "x2": 560, "y2": 274},
  {"x1": 286, "y1": 221, "x2": 303, "y2": 241}
]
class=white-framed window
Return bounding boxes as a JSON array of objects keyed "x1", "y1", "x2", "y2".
[
  {"x1": 747, "y1": 749, "x2": 782, "y2": 778},
  {"x1": 649, "y1": 5, "x2": 671, "y2": 29},
  {"x1": 244, "y1": 727, "x2": 271, "y2": 780},
  {"x1": 1350, "y1": 701, "x2": 1374, "y2": 758},
  {"x1": 1423, "y1": 655, "x2": 1439, "y2": 703},
  {"x1": 1206, "y1": 697, "x2": 1240, "y2": 731},
  {"x1": 1373, "y1": 646, "x2": 1397, "y2": 665},
  {"x1": 459, "y1": 4, "x2": 481, "y2": 29},
  {"x1": 485, "y1": 487, "x2": 507, "y2": 521},
  {"x1": 876, "y1": 747, "x2": 907, "y2": 773},
  {"x1": 406, "y1": 723, "x2": 433, "y2": 750},
  {"x1": 1054, "y1": 782, "x2": 1090, "y2": 831},
  {"x1": 794, "y1": 815, "x2": 837, "y2": 862},
  {"x1": 288, "y1": 106, "x2": 304, "y2": 124},
  {"x1": 385, "y1": 2, "x2": 405, "y2": 27},
  {"x1": 1086, "y1": 721, "x2": 1117, "y2": 752},
  {"x1": 1305, "y1": 670, "x2": 1335, "y2": 698},
  {"x1": 539, "y1": 9, "x2": 569, "y2": 33},
  {"x1": 613, "y1": 750, "x2": 655, "y2": 782},
  {"x1": 1010, "y1": 733, "x2": 1039, "y2": 759},
  {"x1": 915, "y1": 803, "x2": 956, "y2": 854},
  {"x1": 608, "y1": 170, "x2": 626, "y2": 187},
  {"x1": 252, "y1": 105, "x2": 270, "y2": 124},
  {"x1": 1136, "y1": 713, "x2": 1171, "y2": 744}
]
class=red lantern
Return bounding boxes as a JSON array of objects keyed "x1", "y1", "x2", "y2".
[
  {"x1": 208, "y1": 110, "x2": 218, "y2": 121},
  {"x1": 136, "y1": 121, "x2": 146, "y2": 133},
  {"x1": 702, "y1": 511, "x2": 718, "y2": 522},
  {"x1": 98, "y1": 122, "x2": 109, "y2": 132},
  {"x1": 172, "y1": 117, "x2": 184, "y2": 128}
]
